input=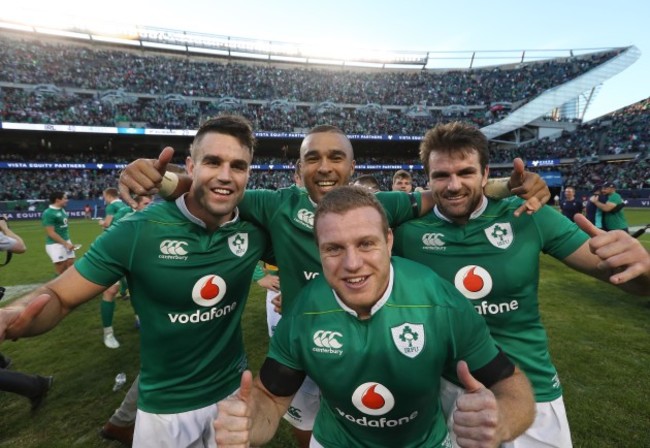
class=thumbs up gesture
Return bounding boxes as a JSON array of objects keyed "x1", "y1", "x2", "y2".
[
  {"x1": 453, "y1": 361, "x2": 500, "y2": 448},
  {"x1": 214, "y1": 370, "x2": 254, "y2": 447},
  {"x1": 574, "y1": 214, "x2": 650, "y2": 286}
]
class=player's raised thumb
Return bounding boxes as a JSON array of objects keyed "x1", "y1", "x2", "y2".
[
  {"x1": 154, "y1": 147, "x2": 175, "y2": 174},
  {"x1": 236, "y1": 370, "x2": 254, "y2": 402},
  {"x1": 512, "y1": 157, "x2": 525, "y2": 178},
  {"x1": 457, "y1": 360, "x2": 484, "y2": 393},
  {"x1": 574, "y1": 213, "x2": 605, "y2": 238}
]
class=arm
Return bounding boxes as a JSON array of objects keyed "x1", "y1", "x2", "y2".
[
  {"x1": 485, "y1": 158, "x2": 551, "y2": 216},
  {"x1": 214, "y1": 359, "x2": 303, "y2": 447},
  {"x1": 589, "y1": 197, "x2": 617, "y2": 212},
  {"x1": 0, "y1": 267, "x2": 106, "y2": 340},
  {"x1": 45, "y1": 226, "x2": 74, "y2": 250},
  {"x1": 118, "y1": 147, "x2": 191, "y2": 207},
  {"x1": 562, "y1": 214, "x2": 650, "y2": 295},
  {"x1": 454, "y1": 362, "x2": 534, "y2": 446},
  {"x1": 0, "y1": 219, "x2": 26, "y2": 253},
  {"x1": 257, "y1": 275, "x2": 280, "y2": 293},
  {"x1": 101, "y1": 214, "x2": 114, "y2": 229}
]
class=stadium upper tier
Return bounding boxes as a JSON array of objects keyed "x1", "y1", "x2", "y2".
[{"x1": 0, "y1": 32, "x2": 622, "y2": 135}]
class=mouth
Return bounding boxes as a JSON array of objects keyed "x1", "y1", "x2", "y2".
[
  {"x1": 211, "y1": 187, "x2": 233, "y2": 196},
  {"x1": 315, "y1": 180, "x2": 337, "y2": 188},
  {"x1": 344, "y1": 275, "x2": 369, "y2": 289}
]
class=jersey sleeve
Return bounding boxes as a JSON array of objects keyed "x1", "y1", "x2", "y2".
[
  {"x1": 441, "y1": 284, "x2": 503, "y2": 377},
  {"x1": 74, "y1": 221, "x2": 136, "y2": 286},
  {"x1": 41, "y1": 211, "x2": 55, "y2": 227},
  {"x1": 375, "y1": 191, "x2": 422, "y2": 227},
  {"x1": 533, "y1": 204, "x2": 589, "y2": 259},
  {"x1": 267, "y1": 313, "x2": 304, "y2": 372},
  {"x1": 238, "y1": 189, "x2": 281, "y2": 228}
]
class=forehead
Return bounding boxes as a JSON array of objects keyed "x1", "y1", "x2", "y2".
[
  {"x1": 428, "y1": 148, "x2": 480, "y2": 171},
  {"x1": 301, "y1": 132, "x2": 353, "y2": 158},
  {"x1": 194, "y1": 132, "x2": 251, "y2": 161},
  {"x1": 317, "y1": 206, "x2": 384, "y2": 242}
]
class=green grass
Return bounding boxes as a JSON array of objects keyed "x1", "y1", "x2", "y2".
[{"x1": 1, "y1": 210, "x2": 649, "y2": 447}]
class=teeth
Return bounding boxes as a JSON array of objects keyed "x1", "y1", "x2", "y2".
[
  {"x1": 317, "y1": 181, "x2": 336, "y2": 187},
  {"x1": 347, "y1": 277, "x2": 366, "y2": 284},
  {"x1": 213, "y1": 188, "x2": 232, "y2": 195}
]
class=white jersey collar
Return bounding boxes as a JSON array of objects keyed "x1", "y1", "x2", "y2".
[
  {"x1": 333, "y1": 263, "x2": 394, "y2": 319},
  {"x1": 434, "y1": 195, "x2": 488, "y2": 223},
  {"x1": 175, "y1": 194, "x2": 240, "y2": 229}
]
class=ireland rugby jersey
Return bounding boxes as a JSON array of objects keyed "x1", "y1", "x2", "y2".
[
  {"x1": 109, "y1": 204, "x2": 134, "y2": 225},
  {"x1": 393, "y1": 197, "x2": 588, "y2": 402},
  {"x1": 105, "y1": 199, "x2": 129, "y2": 220},
  {"x1": 268, "y1": 257, "x2": 501, "y2": 448},
  {"x1": 75, "y1": 198, "x2": 271, "y2": 413},
  {"x1": 41, "y1": 206, "x2": 70, "y2": 244},
  {"x1": 603, "y1": 191, "x2": 628, "y2": 231},
  {"x1": 239, "y1": 185, "x2": 421, "y2": 314}
]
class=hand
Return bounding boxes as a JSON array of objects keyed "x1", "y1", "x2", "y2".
[
  {"x1": 214, "y1": 370, "x2": 254, "y2": 447},
  {"x1": 64, "y1": 242, "x2": 75, "y2": 251},
  {"x1": 0, "y1": 294, "x2": 51, "y2": 342},
  {"x1": 575, "y1": 214, "x2": 650, "y2": 285},
  {"x1": 589, "y1": 195, "x2": 599, "y2": 204},
  {"x1": 508, "y1": 158, "x2": 551, "y2": 217},
  {"x1": 257, "y1": 275, "x2": 280, "y2": 293},
  {"x1": 271, "y1": 294, "x2": 282, "y2": 314},
  {"x1": 0, "y1": 217, "x2": 8, "y2": 232},
  {"x1": 453, "y1": 361, "x2": 500, "y2": 448},
  {"x1": 119, "y1": 147, "x2": 175, "y2": 207}
]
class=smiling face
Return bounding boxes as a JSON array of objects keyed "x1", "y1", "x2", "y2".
[
  {"x1": 316, "y1": 205, "x2": 392, "y2": 319},
  {"x1": 300, "y1": 131, "x2": 355, "y2": 203},
  {"x1": 565, "y1": 187, "x2": 575, "y2": 200},
  {"x1": 427, "y1": 148, "x2": 488, "y2": 225},
  {"x1": 185, "y1": 132, "x2": 251, "y2": 229},
  {"x1": 392, "y1": 177, "x2": 413, "y2": 192}
]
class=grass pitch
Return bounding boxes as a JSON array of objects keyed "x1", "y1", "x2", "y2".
[{"x1": 0, "y1": 210, "x2": 649, "y2": 447}]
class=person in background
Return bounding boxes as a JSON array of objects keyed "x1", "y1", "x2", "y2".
[
  {"x1": 590, "y1": 181, "x2": 629, "y2": 232},
  {"x1": 392, "y1": 169, "x2": 413, "y2": 192},
  {"x1": 559, "y1": 186, "x2": 583, "y2": 222},
  {"x1": 352, "y1": 174, "x2": 381, "y2": 192},
  {"x1": 42, "y1": 191, "x2": 77, "y2": 275}
]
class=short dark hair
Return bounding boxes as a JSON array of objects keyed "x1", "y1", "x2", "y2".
[
  {"x1": 306, "y1": 124, "x2": 347, "y2": 137},
  {"x1": 49, "y1": 191, "x2": 66, "y2": 204},
  {"x1": 314, "y1": 186, "x2": 389, "y2": 243},
  {"x1": 353, "y1": 174, "x2": 381, "y2": 192},
  {"x1": 392, "y1": 169, "x2": 412, "y2": 183},
  {"x1": 191, "y1": 115, "x2": 255, "y2": 160},
  {"x1": 419, "y1": 121, "x2": 489, "y2": 174}
]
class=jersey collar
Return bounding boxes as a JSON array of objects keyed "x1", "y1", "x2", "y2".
[
  {"x1": 332, "y1": 263, "x2": 394, "y2": 319},
  {"x1": 175, "y1": 194, "x2": 240, "y2": 229},
  {"x1": 48, "y1": 205, "x2": 62, "y2": 210},
  {"x1": 434, "y1": 195, "x2": 488, "y2": 223}
]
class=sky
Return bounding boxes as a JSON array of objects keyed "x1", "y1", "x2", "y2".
[{"x1": 3, "y1": 0, "x2": 649, "y2": 121}]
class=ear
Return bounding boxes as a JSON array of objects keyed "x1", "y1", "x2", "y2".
[
  {"x1": 386, "y1": 228, "x2": 394, "y2": 255},
  {"x1": 349, "y1": 159, "x2": 356, "y2": 178},
  {"x1": 482, "y1": 165, "x2": 490, "y2": 188},
  {"x1": 185, "y1": 156, "x2": 194, "y2": 176}
]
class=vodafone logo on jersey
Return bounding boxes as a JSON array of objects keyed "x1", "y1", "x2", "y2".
[
  {"x1": 191, "y1": 275, "x2": 227, "y2": 307},
  {"x1": 454, "y1": 265, "x2": 492, "y2": 300},
  {"x1": 352, "y1": 383, "x2": 395, "y2": 416}
]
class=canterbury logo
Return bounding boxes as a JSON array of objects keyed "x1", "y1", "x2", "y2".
[
  {"x1": 313, "y1": 330, "x2": 343, "y2": 349},
  {"x1": 422, "y1": 233, "x2": 444, "y2": 247},
  {"x1": 160, "y1": 240, "x2": 189, "y2": 256},
  {"x1": 296, "y1": 209, "x2": 315, "y2": 228}
]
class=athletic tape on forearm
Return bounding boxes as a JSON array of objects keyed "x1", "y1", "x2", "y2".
[{"x1": 159, "y1": 172, "x2": 179, "y2": 198}]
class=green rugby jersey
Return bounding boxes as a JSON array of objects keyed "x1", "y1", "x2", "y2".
[
  {"x1": 239, "y1": 186, "x2": 421, "y2": 314},
  {"x1": 41, "y1": 206, "x2": 70, "y2": 244},
  {"x1": 109, "y1": 204, "x2": 134, "y2": 225},
  {"x1": 393, "y1": 198, "x2": 588, "y2": 402},
  {"x1": 269, "y1": 257, "x2": 500, "y2": 448},
  {"x1": 76, "y1": 199, "x2": 271, "y2": 413},
  {"x1": 603, "y1": 192, "x2": 629, "y2": 231}
]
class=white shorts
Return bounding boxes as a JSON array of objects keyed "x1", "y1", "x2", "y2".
[
  {"x1": 266, "y1": 289, "x2": 282, "y2": 337},
  {"x1": 134, "y1": 403, "x2": 218, "y2": 448},
  {"x1": 45, "y1": 241, "x2": 75, "y2": 264},
  {"x1": 440, "y1": 378, "x2": 572, "y2": 448},
  {"x1": 283, "y1": 375, "x2": 320, "y2": 431}
]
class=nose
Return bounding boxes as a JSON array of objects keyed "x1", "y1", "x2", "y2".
[
  {"x1": 215, "y1": 164, "x2": 233, "y2": 183},
  {"x1": 317, "y1": 158, "x2": 332, "y2": 173},
  {"x1": 342, "y1": 247, "x2": 363, "y2": 272},
  {"x1": 447, "y1": 174, "x2": 461, "y2": 192}
]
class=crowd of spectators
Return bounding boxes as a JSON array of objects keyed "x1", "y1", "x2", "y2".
[{"x1": 0, "y1": 33, "x2": 620, "y2": 135}]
